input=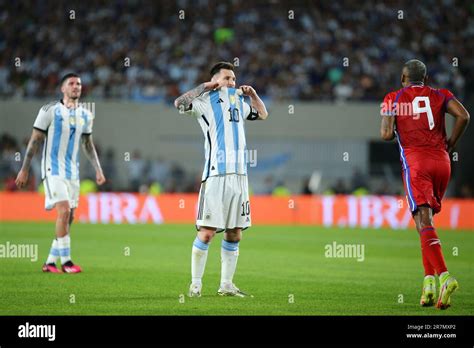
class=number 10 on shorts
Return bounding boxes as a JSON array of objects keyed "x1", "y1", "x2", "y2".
[{"x1": 241, "y1": 201, "x2": 250, "y2": 216}]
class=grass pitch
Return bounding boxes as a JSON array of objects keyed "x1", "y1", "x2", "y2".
[{"x1": 0, "y1": 222, "x2": 473, "y2": 315}]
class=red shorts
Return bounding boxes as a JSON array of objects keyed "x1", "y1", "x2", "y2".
[{"x1": 401, "y1": 151, "x2": 450, "y2": 214}]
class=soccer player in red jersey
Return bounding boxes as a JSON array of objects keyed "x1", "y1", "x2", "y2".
[{"x1": 380, "y1": 59, "x2": 470, "y2": 309}]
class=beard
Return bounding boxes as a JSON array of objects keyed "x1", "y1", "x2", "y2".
[{"x1": 69, "y1": 92, "x2": 80, "y2": 100}]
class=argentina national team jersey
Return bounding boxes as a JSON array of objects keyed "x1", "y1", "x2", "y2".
[
  {"x1": 33, "y1": 100, "x2": 94, "y2": 180},
  {"x1": 186, "y1": 87, "x2": 254, "y2": 181}
]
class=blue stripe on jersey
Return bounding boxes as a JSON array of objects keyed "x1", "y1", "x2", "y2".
[
  {"x1": 81, "y1": 111, "x2": 88, "y2": 132},
  {"x1": 395, "y1": 131, "x2": 417, "y2": 212},
  {"x1": 76, "y1": 143, "x2": 80, "y2": 179},
  {"x1": 205, "y1": 131, "x2": 212, "y2": 179},
  {"x1": 210, "y1": 90, "x2": 226, "y2": 174},
  {"x1": 393, "y1": 87, "x2": 417, "y2": 211},
  {"x1": 51, "y1": 107, "x2": 63, "y2": 175},
  {"x1": 65, "y1": 122, "x2": 76, "y2": 179},
  {"x1": 394, "y1": 87, "x2": 408, "y2": 103},
  {"x1": 76, "y1": 111, "x2": 88, "y2": 178},
  {"x1": 240, "y1": 96, "x2": 247, "y2": 175},
  {"x1": 228, "y1": 88, "x2": 239, "y2": 172}
]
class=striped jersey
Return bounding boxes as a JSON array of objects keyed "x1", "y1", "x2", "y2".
[
  {"x1": 33, "y1": 100, "x2": 94, "y2": 181},
  {"x1": 185, "y1": 87, "x2": 254, "y2": 181}
]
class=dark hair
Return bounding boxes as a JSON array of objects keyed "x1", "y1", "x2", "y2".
[
  {"x1": 403, "y1": 59, "x2": 427, "y2": 84},
  {"x1": 60, "y1": 73, "x2": 80, "y2": 85},
  {"x1": 210, "y1": 62, "x2": 234, "y2": 77}
]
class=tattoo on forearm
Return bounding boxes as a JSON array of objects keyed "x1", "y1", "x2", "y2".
[
  {"x1": 175, "y1": 83, "x2": 206, "y2": 110},
  {"x1": 21, "y1": 134, "x2": 45, "y2": 171},
  {"x1": 82, "y1": 135, "x2": 102, "y2": 172},
  {"x1": 382, "y1": 117, "x2": 392, "y2": 132}
]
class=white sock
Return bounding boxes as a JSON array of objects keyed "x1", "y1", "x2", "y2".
[
  {"x1": 191, "y1": 236, "x2": 209, "y2": 285},
  {"x1": 46, "y1": 239, "x2": 59, "y2": 265},
  {"x1": 220, "y1": 240, "x2": 239, "y2": 286},
  {"x1": 57, "y1": 235, "x2": 71, "y2": 265}
]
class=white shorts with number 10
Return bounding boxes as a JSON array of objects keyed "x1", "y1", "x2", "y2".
[{"x1": 196, "y1": 174, "x2": 251, "y2": 232}]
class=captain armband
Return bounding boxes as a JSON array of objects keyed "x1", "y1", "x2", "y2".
[{"x1": 246, "y1": 107, "x2": 259, "y2": 121}]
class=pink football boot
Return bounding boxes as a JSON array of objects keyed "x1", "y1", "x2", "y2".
[
  {"x1": 61, "y1": 261, "x2": 82, "y2": 274},
  {"x1": 42, "y1": 263, "x2": 63, "y2": 273}
]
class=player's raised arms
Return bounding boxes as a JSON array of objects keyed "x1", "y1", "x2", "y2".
[
  {"x1": 239, "y1": 85, "x2": 268, "y2": 120},
  {"x1": 174, "y1": 82, "x2": 218, "y2": 111}
]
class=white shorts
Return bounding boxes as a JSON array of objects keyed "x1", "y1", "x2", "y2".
[
  {"x1": 196, "y1": 174, "x2": 251, "y2": 232},
  {"x1": 43, "y1": 175, "x2": 80, "y2": 210}
]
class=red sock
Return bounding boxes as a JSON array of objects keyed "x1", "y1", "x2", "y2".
[
  {"x1": 420, "y1": 226, "x2": 448, "y2": 275},
  {"x1": 420, "y1": 243, "x2": 435, "y2": 276}
]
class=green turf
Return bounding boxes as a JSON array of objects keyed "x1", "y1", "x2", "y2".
[{"x1": 0, "y1": 222, "x2": 473, "y2": 315}]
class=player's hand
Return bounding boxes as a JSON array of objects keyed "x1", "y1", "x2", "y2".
[
  {"x1": 96, "y1": 171, "x2": 106, "y2": 186},
  {"x1": 239, "y1": 85, "x2": 257, "y2": 97},
  {"x1": 15, "y1": 169, "x2": 29, "y2": 189},
  {"x1": 204, "y1": 81, "x2": 220, "y2": 90},
  {"x1": 447, "y1": 138, "x2": 455, "y2": 154}
]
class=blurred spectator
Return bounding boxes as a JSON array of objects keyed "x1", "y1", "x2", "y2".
[
  {"x1": 147, "y1": 157, "x2": 170, "y2": 187},
  {"x1": 165, "y1": 162, "x2": 186, "y2": 193},
  {"x1": 331, "y1": 178, "x2": 349, "y2": 194},
  {"x1": 334, "y1": 75, "x2": 354, "y2": 102},
  {"x1": 272, "y1": 181, "x2": 291, "y2": 196},
  {"x1": 184, "y1": 173, "x2": 202, "y2": 193},
  {"x1": 350, "y1": 167, "x2": 368, "y2": 192},
  {"x1": 101, "y1": 148, "x2": 117, "y2": 191},
  {"x1": 459, "y1": 183, "x2": 474, "y2": 198},
  {"x1": 128, "y1": 150, "x2": 146, "y2": 192},
  {"x1": 0, "y1": 133, "x2": 21, "y2": 190},
  {"x1": 261, "y1": 175, "x2": 275, "y2": 195},
  {"x1": 301, "y1": 176, "x2": 312, "y2": 195},
  {"x1": 375, "y1": 179, "x2": 392, "y2": 196}
]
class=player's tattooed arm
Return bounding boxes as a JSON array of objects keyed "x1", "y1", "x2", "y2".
[
  {"x1": 240, "y1": 85, "x2": 269, "y2": 120},
  {"x1": 81, "y1": 134, "x2": 102, "y2": 172},
  {"x1": 380, "y1": 115, "x2": 395, "y2": 141},
  {"x1": 15, "y1": 129, "x2": 46, "y2": 188},
  {"x1": 174, "y1": 82, "x2": 218, "y2": 112},
  {"x1": 20, "y1": 129, "x2": 45, "y2": 171},
  {"x1": 81, "y1": 134, "x2": 106, "y2": 185}
]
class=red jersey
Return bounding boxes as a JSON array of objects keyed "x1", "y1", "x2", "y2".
[
  {"x1": 382, "y1": 85, "x2": 454, "y2": 159},
  {"x1": 382, "y1": 84, "x2": 455, "y2": 214}
]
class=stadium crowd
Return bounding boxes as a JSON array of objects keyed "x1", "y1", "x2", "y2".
[{"x1": 1, "y1": 0, "x2": 473, "y2": 102}]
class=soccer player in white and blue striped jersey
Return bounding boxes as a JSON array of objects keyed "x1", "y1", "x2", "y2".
[
  {"x1": 174, "y1": 62, "x2": 269, "y2": 297},
  {"x1": 16, "y1": 73, "x2": 106, "y2": 274}
]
